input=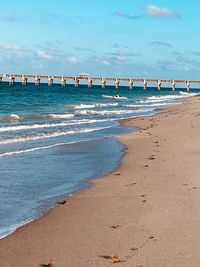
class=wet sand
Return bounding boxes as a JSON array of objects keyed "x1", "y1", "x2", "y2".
[{"x1": 1, "y1": 96, "x2": 200, "y2": 266}]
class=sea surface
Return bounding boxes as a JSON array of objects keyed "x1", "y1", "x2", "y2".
[{"x1": 0, "y1": 82, "x2": 198, "y2": 239}]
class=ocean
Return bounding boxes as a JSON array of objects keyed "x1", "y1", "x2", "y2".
[{"x1": 0, "y1": 81, "x2": 197, "y2": 239}]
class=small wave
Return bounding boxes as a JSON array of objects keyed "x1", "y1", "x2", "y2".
[
  {"x1": 126, "y1": 102, "x2": 173, "y2": 108},
  {"x1": 0, "y1": 114, "x2": 21, "y2": 123},
  {"x1": 180, "y1": 91, "x2": 197, "y2": 96},
  {"x1": 0, "y1": 113, "x2": 74, "y2": 123},
  {"x1": 74, "y1": 103, "x2": 119, "y2": 109},
  {"x1": 69, "y1": 104, "x2": 95, "y2": 109},
  {"x1": 0, "y1": 219, "x2": 33, "y2": 240},
  {"x1": 147, "y1": 93, "x2": 196, "y2": 102},
  {"x1": 102, "y1": 95, "x2": 128, "y2": 100},
  {"x1": 0, "y1": 141, "x2": 84, "y2": 158},
  {"x1": 0, "y1": 119, "x2": 108, "y2": 133},
  {"x1": 47, "y1": 114, "x2": 74, "y2": 119},
  {"x1": 0, "y1": 126, "x2": 111, "y2": 145},
  {"x1": 74, "y1": 109, "x2": 135, "y2": 116}
]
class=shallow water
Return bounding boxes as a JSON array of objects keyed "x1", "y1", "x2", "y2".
[{"x1": 0, "y1": 82, "x2": 198, "y2": 238}]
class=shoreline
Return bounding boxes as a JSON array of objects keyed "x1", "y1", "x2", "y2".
[
  {"x1": 0, "y1": 96, "x2": 199, "y2": 266},
  {"x1": 0, "y1": 136, "x2": 126, "y2": 240},
  {"x1": 0, "y1": 109, "x2": 157, "y2": 241}
]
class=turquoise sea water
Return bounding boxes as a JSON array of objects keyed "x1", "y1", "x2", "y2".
[{"x1": 0, "y1": 82, "x2": 198, "y2": 239}]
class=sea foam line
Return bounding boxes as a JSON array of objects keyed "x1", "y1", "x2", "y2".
[
  {"x1": 0, "y1": 126, "x2": 112, "y2": 145},
  {"x1": 69, "y1": 103, "x2": 119, "y2": 109},
  {"x1": 74, "y1": 109, "x2": 137, "y2": 116},
  {"x1": 0, "y1": 140, "x2": 91, "y2": 158},
  {"x1": 102, "y1": 95, "x2": 128, "y2": 100},
  {"x1": 0, "y1": 119, "x2": 109, "y2": 133}
]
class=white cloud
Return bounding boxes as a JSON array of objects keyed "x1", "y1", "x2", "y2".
[
  {"x1": 66, "y1": 56, "x2": 79, "y2": 64},
  {"x1": 114, "y1": 10, "x2": 140, "y2": 20},
  {"x1": 102, "y1": 60, "x2": 110, "y2": 65},
  {"x1": 36, "y1": 50, "x2": 53, "y2": 59},
  {"x1": 150, "y1": 41, "x2": 172, "y2": 48},
  {"x1": 0, "y1": 44, "x2": 26, "y2": 52},
  {"x1": 144, "y1": 4, "x2": 180, "y2": 18}
]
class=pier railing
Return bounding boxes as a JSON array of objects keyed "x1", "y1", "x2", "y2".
[{"x1": 0, "y1": 74, "x2": 199, "y2": 91}]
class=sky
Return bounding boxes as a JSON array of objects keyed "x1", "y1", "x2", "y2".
[{"x1": 0, "y1": 0, "x2": 199, "y2": 80}]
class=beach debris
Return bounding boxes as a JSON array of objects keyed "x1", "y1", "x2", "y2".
[
  {"x1": 114, "y1": 173, "x2": 121, "y2": 176},
  {"x1": 111, "y1": 224, "x2": 121, "y2": 229},
  {"x1": 101, "y1": 254, "x2": 119, "y2": 260},
  {"x1": 149, "y1": 235, "x2": 154, "y2": 239},
  {"x1": 139, "y1": 194, "x2": 145, "y2": 198},
  {"x1": 144, "y1": 164, "x2": 149, "y2": 167},
  {"x1": 112, "y1": 259, "x2": 126, "y2": 263},
  {"x1": 100, "y1": 254, "x2": 125, "y2": 263},
  {"x1": 56, "y1": 199, "x2": 67, "y2": 205},
  {"x1": 142, "y1": 200, "x2": 147, "y2": 203}
]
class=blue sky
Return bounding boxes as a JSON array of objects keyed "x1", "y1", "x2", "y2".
[{"x1": 0, "y1": 0, "x2": 199, "y2": 79}]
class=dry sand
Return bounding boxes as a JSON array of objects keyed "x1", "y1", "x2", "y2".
[{"x1": 1, "y1": 96, "x2": 200, "y2": 266}]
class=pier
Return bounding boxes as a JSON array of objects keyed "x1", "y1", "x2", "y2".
[{"x1": 1, "y1": 74, "x2": 200, "y2": 91}]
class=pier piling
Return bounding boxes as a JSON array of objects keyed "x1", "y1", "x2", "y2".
[
  {"x1": 129, "y1": 79, "x2": 133, "y2": 89},
  {"x1": 143, "y1": 79, "x2": 147, "y2": 90},
  {"x1": 172, "y1": 80, "x2": 176, "y2": 91},
  {"x1": 115, "y1": 79, "x2": 120, "y2": 89}
]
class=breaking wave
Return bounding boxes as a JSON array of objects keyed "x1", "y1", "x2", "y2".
[{"x1": 0, "y1": 126, "x2": 111, "y2": 145}]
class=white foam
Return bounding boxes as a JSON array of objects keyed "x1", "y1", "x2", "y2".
[
  {"x1": 95, "y1": 103, "x2": 119, "y2": 107},
  {"x1": 74, "y1": 109, "x2": 150, "y2": 116},
  {"x1": 102, "y1": 95, "x2": 128, "y2": 100},
  {"x1": 48, "y1": 114, "x2": 74, "y2": 119},
  {"x1": 0, "y1": 119, "x2": 108, "y2": 133},
  {"x1": 180, "y1": 91, "x2": 197, "y2": 96},
  {"x1": 0, "y1": 219, "x2": 33, "y2": 240},
  {"x1": 0, "y1": 141, "x2": 82, "y2": 157},
  {"x1": 0, "y1": 126, "x2": 111, "y2": 145},
  {"x1": 10, "y1": 114, "x2": 20, "y2": 120},
  {"x1": 126, "y1": 102, "x2": 173, "y2": 108},
  {"x1": 72, "y1": 104, "x2": 96, "y2": 109},
  {"x1": 147, "y1": 92, "x2": 196, "y2": 102},
  {"x1": 68, "y1": 103, "x2": 119, "y2": 110}
]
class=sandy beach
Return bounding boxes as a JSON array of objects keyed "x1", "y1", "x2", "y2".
[{"x1": 1, "y1": 96, "x2": 200, "y2": 266}]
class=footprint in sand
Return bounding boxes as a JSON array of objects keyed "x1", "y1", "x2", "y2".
[
  {"x1": 130, "y1": 247, "x2": 138, "y2": 251},
  {"x1": 149, "y1": 235, "x2": 154, "y2": 239},
  {"x1": 111, "y1": 224, "x2": 121, "y2": 229},
  {"x1": 148, "y1": 155, "x2": 155, "y2": 160},
  {"x1": 40, "y1": 263, "x2": 53, "y2": 267},
  {"x1": 192, "y1": 186, "x2": 198, "y2": 189},
  {"x1": 126, "y1": 182, "x2": 136, "y2": 187}
]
